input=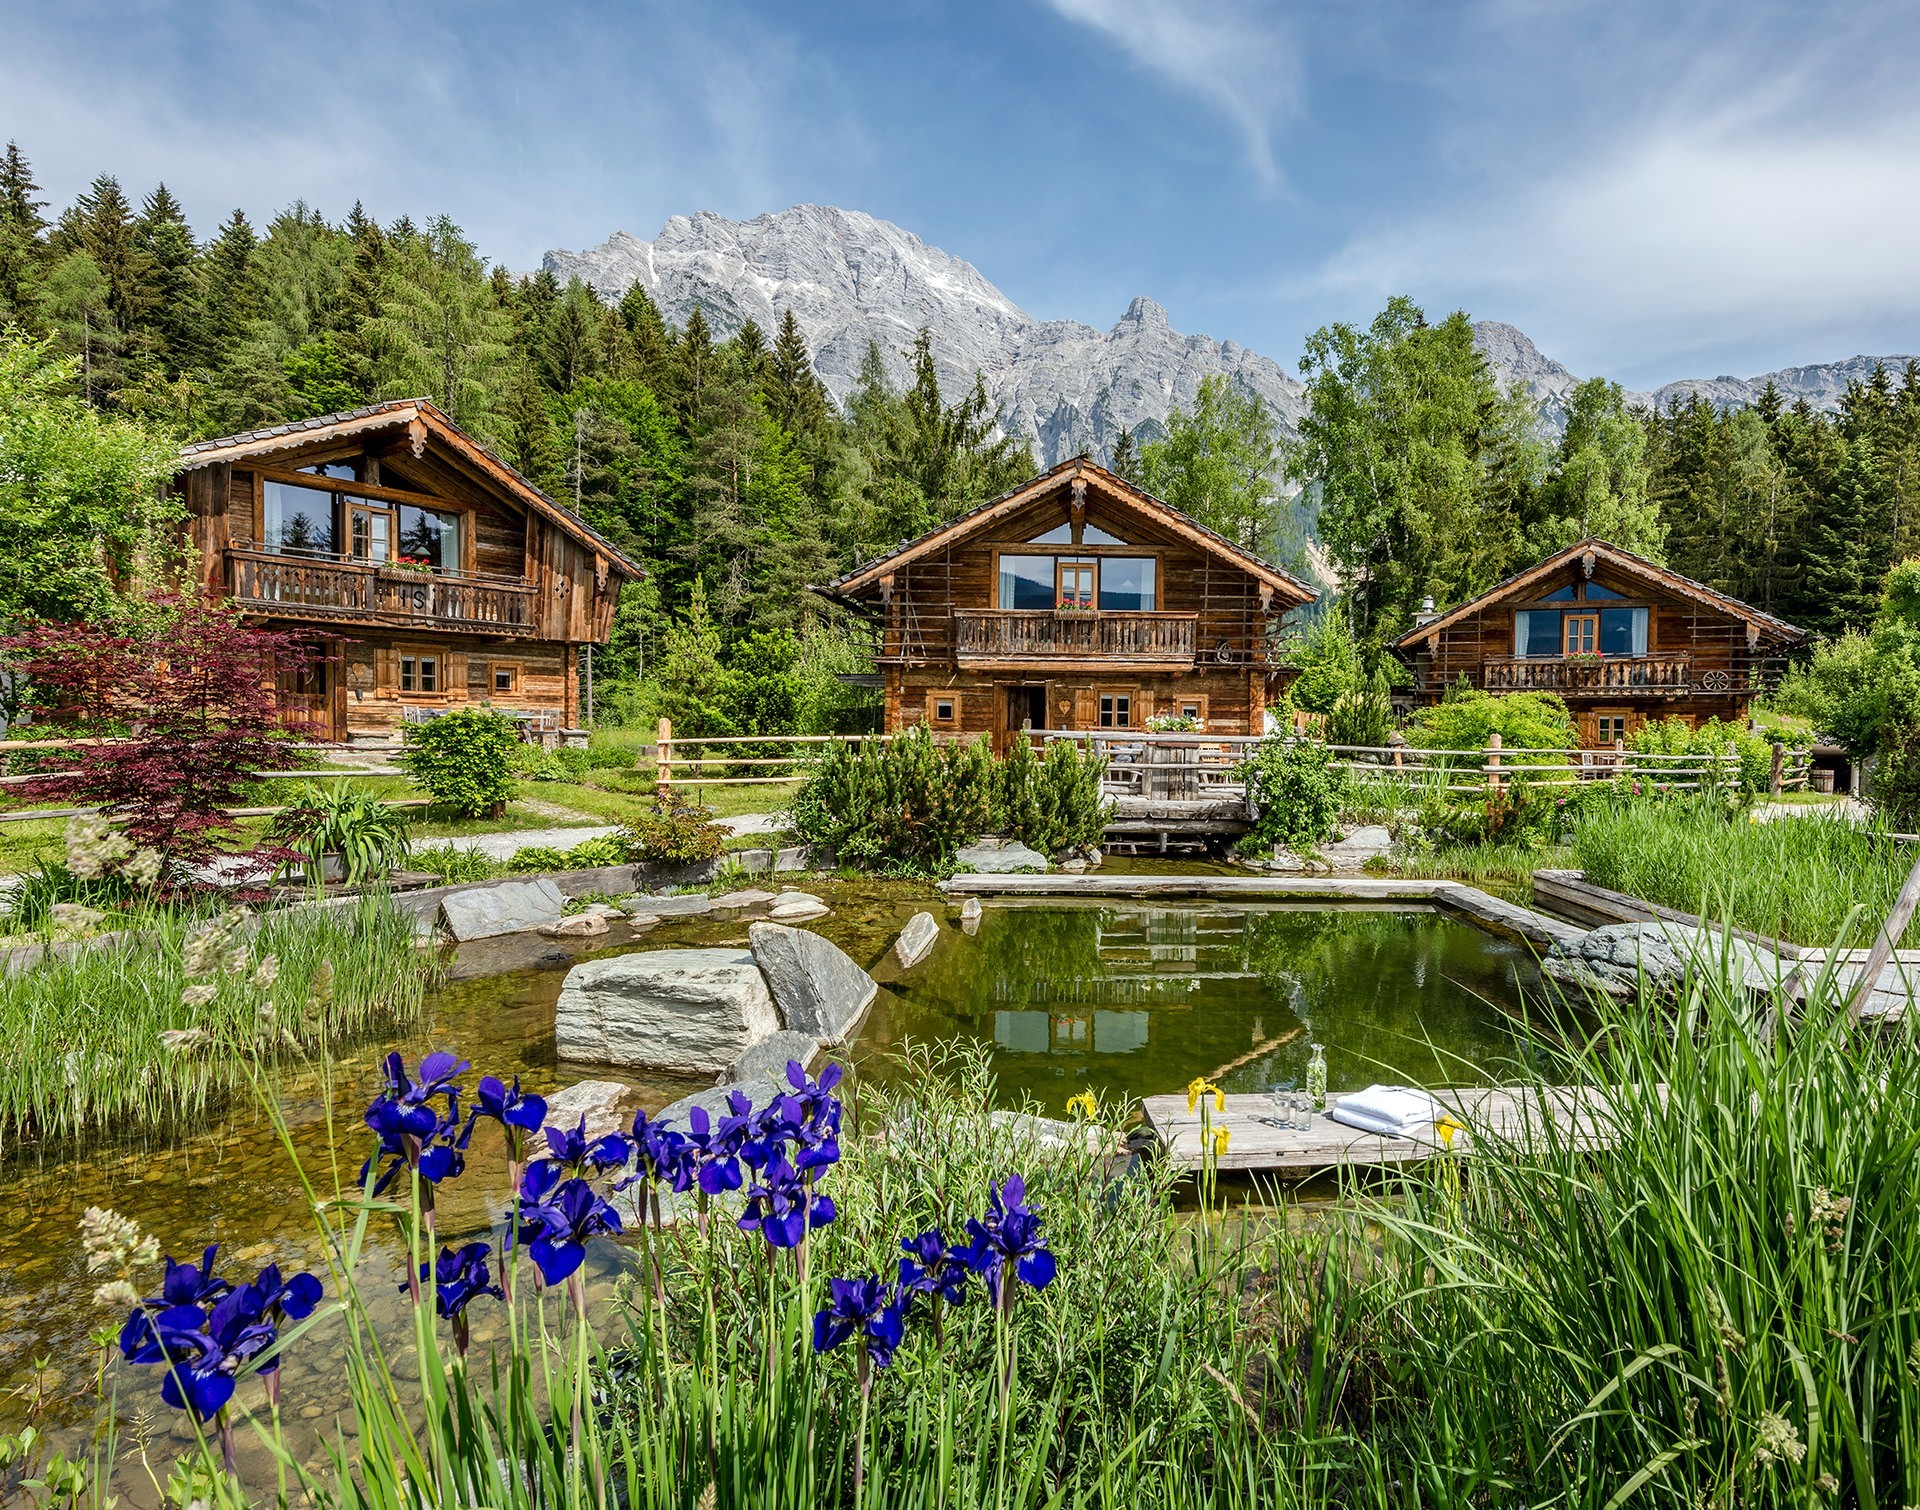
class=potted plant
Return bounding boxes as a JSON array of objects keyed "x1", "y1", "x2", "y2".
[{"x1": 268, "y1": 781, "x2": 413, "y2": 884}]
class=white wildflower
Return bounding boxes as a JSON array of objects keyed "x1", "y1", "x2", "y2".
[
  {"x1": 122, "y1": 847, "x2": 165, "y2": 888},
  {"x1": 91, "y1": 1278, "x2": 141, "y2": 1311},
  {"x1": 179, "y1": 983, "x2": 217, "y2": 1009},
  {"x1": 158, "y1": 1026, "x2": 211, "y2": 1053},
  {"x1": 1754, "y1": 1410, "x2": 1806, "y2": 1466},
  {"x1": 47, "y1": 901, "x2": 106, "y2": 935},
  {"x1": 79, "y1": 1207, "x2": 157, "y2": 1276},
  {"x1": 249, "y1": 953, "x2": 280, "y2": 989},
  {"x1": 64, "y1": 814, "x2": 131, "y2": 881}
]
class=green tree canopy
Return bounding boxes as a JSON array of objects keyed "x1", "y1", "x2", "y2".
[{"x1": 1137, "y1": 374, "x2": 1284, "y2": 556}]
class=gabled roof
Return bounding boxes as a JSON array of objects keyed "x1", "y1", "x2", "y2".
[
  {"x1": 829, "y1": 456, "x2": 1314, "y2": 605},
  {"x1": 176, "y1": 398, "x2": 644, "y2": 579},
  {"x1": 1391, "y1": 538, "x2": 1804, "y2": 648}
]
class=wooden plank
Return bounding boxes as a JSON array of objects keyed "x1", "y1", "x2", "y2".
[
  {"x1": 937, "y1": 874, "x2": 1460, "y2": 900},
  {"x1": 1141, "y1": 1082, "x2": 1641, "y2": 1174}
]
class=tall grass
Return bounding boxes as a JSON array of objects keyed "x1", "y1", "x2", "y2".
[
  {"x1": 1570, "y1": 797, "x2": 1917, "y2": 946},
  {"x1": 0, "y1": 890, "x2": 432, "y2": 1152}
]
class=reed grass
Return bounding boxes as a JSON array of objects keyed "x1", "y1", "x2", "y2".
[
  {"x1": 1570, "y1": 797, "x2": 1917, "y2": 946},
  {"x1": 0, "y1": 889, "x2": 432, "y2": 1152}
]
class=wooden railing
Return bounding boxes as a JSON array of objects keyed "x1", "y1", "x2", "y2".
[
  {"x1": 1481, "y1": 654, "x2": 1695, "y2": 694},
  {"x1": 951, "y1": 609, "x2": 1199, "y2": 665},
  {"x1": 227, "y1": 549, "x2": 537, "y2": 635}
]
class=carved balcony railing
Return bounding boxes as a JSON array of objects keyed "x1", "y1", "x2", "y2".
[
  {"x1": 1481, "y1": 654, "x2": 1696, "y2": 694},
  {"x1": 227, "y1": 549, "x2": 537, "y2": 636},
  {"x1": 951, "y1": 609, "x2": 1200, "y2": 667}
]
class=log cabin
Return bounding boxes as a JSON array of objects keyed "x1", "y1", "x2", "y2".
[
  {"x1": 170, "y1": 398, "x2": 641, "y2": 744},
  {"x1": 822, "y1": 458, "x2": 1316, "y2": 749},
  {"x1": 1391, "y1": 539, "x2": 1804, "y2": 744}
]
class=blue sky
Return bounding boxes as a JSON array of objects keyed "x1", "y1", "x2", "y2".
[{"x1": 6, "y1": 0, "x2": 1918, "y2": 388}]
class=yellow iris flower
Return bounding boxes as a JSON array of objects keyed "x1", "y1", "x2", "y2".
[
  {"x1": 1186, "y1": 1076, "x2": 1225, "y2": 1114},
  {"x1": 1066, "y1": 1091, "x2": 1098, "y2": 1120},
  {"x1": 1211, "y1": 1127, "x2": 1230, "y2": 1156},
  {"x1": 1435, "y1": 1116, "x2": 1463, "y2": 1150}
]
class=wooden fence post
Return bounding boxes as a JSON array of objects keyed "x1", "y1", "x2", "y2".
[
  {"x1": 656, "y1": 717, "x2": 672, "y2": 795},
  {"x1": 1486, "y1": 732, "x2": 1503, "y2": 795},
  {"x1": 1770, "y1": 741, "x2": 1784, "y2": 798}
]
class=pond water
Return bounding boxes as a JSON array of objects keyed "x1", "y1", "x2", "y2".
[{"x1": 0, "y1": 880, "x2": 1544, "y2": 1458}]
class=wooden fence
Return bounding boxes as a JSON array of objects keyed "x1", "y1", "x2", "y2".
[{"x1": 651, "y1": 721, "x2": 892, "y2": 790}]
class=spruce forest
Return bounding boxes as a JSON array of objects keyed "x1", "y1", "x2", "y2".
[{"x1": 4, "y1": 141, "x2": 1919, "y2": 729}]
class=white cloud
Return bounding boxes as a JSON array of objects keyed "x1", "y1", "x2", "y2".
[
  {"x1": 1040, "y1": 0, "x2": 1300, "y2": 183},
  {"x1": 1313, "y1": 114, "x2": 1920, "y2": 377}
]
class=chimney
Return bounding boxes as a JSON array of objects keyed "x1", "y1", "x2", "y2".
[{"x1": 1412, "y1": 594, "x2": 1439, "y2": 627}]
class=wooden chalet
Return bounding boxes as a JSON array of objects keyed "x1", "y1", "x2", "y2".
[
  {"x1": 824, "y1": 458, "x2": 1315, "y2": 749},
  {"x1": 1391, "y1": 539, "x2": 1804, "y2": 744},
  {"x1": 172, "y1": 399, "x2": 641, "y2": 743}
]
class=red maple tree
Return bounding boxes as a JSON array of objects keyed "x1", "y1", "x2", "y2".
[{"x1": 3, "y1": 600, "x2": 316, "y2": 865}]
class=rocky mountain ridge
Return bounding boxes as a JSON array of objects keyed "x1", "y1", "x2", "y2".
[{"x1": 545, "y1": 206, "x2": 1915, "y2": 462}]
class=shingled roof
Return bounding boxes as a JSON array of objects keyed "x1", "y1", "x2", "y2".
[
  {"x1": 176, "y1": 398, "x2": 644, "y2": 579},
  {"x1": 1392, "y1": 538, "x2": 1805, "y2": 648},
  {"x1": 830, "y1": 456, "x2": 1315, "y2": 604}
]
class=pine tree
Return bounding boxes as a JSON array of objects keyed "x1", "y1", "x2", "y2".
[
  {"x1": 59, "y1": 175, "x2": 156, "y2": 343},
  {"x1": 201, "y1": 210, "x2": 263, "y2": 358},
  {"x1": 134, "y1": 185, "x2": 205, "y2": 375},
  {"x1": 616, "y1": 281, "x2": 672, "y2": 386},
  {"x1": 764, "y1": 309, "x2": 828, "y2": 438},
  {"x1": 537, "y1": 278, "x2": 602, "y2": 394},
  {"x1": 673, "y1": 306, "x2": 716, "y2": 421},
  {"x1": 1110, "y1": 427, "x2": 1138, "y2": 481},
  {"x1": 0, "y1": 141, "x2": 47, "y2": 322},
  {"x1": 364, "y1": 215, "x2": 510, "y2": 438},
  {"x1": 1799, "y1": 443, "x2": 1884, "y2": 636}
]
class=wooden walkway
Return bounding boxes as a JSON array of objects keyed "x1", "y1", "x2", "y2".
[{"x1": 1140, "y1": 1083, "x2": 1639, "y2": 1175}]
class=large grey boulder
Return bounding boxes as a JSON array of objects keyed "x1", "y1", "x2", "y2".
[
  {"x1": 542, "y1": 1079, "x2": 635, "y2": 1138},
  {"x1": 625, "y1": 892, "x2": 712, "y2": 919},
  {"x1": 748, "y1": 922, "x2": 877, "y2": 1044},
  {"x1": 555, "y1": 948, "x2": 779, "y2": 1075},
  {"x1": 893, "y1": 911, "x2": 941, "y2": 969},
  {"x1": 954, "y1": 838, "x2": 1049, "y2": 874},
  {"x1": 440, "y1": 878, "x2": 566, "y2": 941},
  {"x1": 1321, "y1": 825, "x2": 1395, "y2": 869},
  {"x1": 1544, "y1": 920, "x2": 1791, "y2": 999},
  {"x1": 729, "y1": 1029, "x2": 821, "y2": 1084}
]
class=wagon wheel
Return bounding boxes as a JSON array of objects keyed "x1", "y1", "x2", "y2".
[
  {"x1": 1213, "y1": 640, "x2": 1234, "y2": 664},
  {"x1": 1698, "y1": 669, "x2": 1731, "y2": 692}
]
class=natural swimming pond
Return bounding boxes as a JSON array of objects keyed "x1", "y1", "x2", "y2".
[{"x1": 0, "y1": 884, "x2": 1545, "y2": 1442}]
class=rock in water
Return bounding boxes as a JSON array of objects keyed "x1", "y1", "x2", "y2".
[
  {"x1": 440, "y1": 879, "x2": 566, "y2": 941},
  {"x1": 710, "y1": 889, "x2": 779, "y2": 911},
  {"x1": 767, "y1": 892, "x2": 830, "y2": 921},
  {"x1": 625, "y1": 892, "x2": 712, "y2": 919},
  {"x1": 747, "y1": 923, "x2": 877, "y2": 1044},
  {"x1": 954, "y1": 839, "x2": 1049, "y2": 874},
  {"x1": 555, "y1": 948, "x2": 779, "y2": 1075},
  {"x1": 540, "y1": 913, "x2": 610, "y2": 938},
  {"x1": 729, "y1": 1029, "x2": 823, "y2": 1084},
  {"x1": 893, "y1": 911, "x2": 940, "y2": 969},
  {"x1": 542, "y1": 1080, "x2": 636, "y2": 1138}
]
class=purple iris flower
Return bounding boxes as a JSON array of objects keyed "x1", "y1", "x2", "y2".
[
  {"x1": 405, "y1": 1241, "x2": 501, "y2": 1353},
  {"x1": 360, "y1": 1103, "x2": 468, "y2": 1194},
  {"x1": 365, "y1": 1050, "x2": 467, "y2": 1140},
  {"x1": 682, "y1": 1105, "x2": 744, "y2": 1196},
  {"x1": 811, "y1": 1274, "x2": 906, "y2": 1369},
  {"x1": 897, "y1": 1228, "x2": 972, "y2": 1308},
  {"x1": 244, "y1": 1263, "x2": 323, "y2": 1324},
  {"x1": 538, "y1": 1116, "x2": 633, "y2": 1178},
  {"x1": 737, "y1": 1155, "x2": 835, "y2": 1249},
  {"x1": 958, "y1": 1175, "x2": 1056, "y2": 1303},
  {"x1": 119, "y1": 1289, "x2": 280, "y2": 1421},
  {"x1": 465, "y1": 1075, "x2": 547, "y2": 1141},
  {"x1": 145, "y1": 1245, "x2": 232, "y2": 1309},
  {"x1": 516, "y1": 1174, "x2": 622, "y2": 1285}
]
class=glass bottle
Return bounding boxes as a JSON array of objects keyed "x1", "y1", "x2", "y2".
[{"x1": 1305, "y1": 1043, "x2": 1328, "y2": 1113}]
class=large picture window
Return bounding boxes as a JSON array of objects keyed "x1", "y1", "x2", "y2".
[
  {"x1": 1097, "y1": 557, "x2": 1156, "y2": 611},
  {"x1": 997, "y1": 552, "x2": 1158, "y2": 611},
  {"x1": 263, "y1": 481, "x2": 338, "y2": 556},
  {"x1": 1514, "y1": 605, "x2": 1648, "y2": 657},
  {"x1": 262, "y1": 477, "x2": 463, "y2": 573}
]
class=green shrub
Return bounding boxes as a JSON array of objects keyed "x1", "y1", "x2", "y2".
[
  {"x1": 404, "y1": 843, "x2": 503, "y2": 882},
  {"x1": 1405, "y1": 686, "x2": 1577, "y2": 752},
  {"x1": 996, "y1": 733, "x2": 1111, "y2": 857},
  {"x1": 505, "y1": 845, "x2": 568, "y2": 873},
  {"x1": 621, "y1": 793, "x2": 727, "y2": 864},
  {"x1": 266, "y1": 781, "x2": 412, "y2": 884},
  {"x1": 792, "y1": 726, "x2": 997, "y2": 869},
  {"x1": 1870, "y1": 726, "x2": 1920, "y2": 827},
  {"x1": 516, "y1": 745, "x2": 588, "y2": 782},
  {"x1": 1630, "y1": 715, "x2": 1796, "y2": 797},
  {"x1": 1325, "y1": 685, "x2": 1392, "y2": 747},
  {"x1": 398, "y1": 708, "x2": 520, "y2": 817},
  {"x1": 563, "y1": 834, "x2": 630, "y2": 868},
  {"x1": 1241, "y1": 738, "x2": 1347, "y2": 851}
]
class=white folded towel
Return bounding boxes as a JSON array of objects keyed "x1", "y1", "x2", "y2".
[{"x1": 1329, "y1": 1084, "x2": 1439, "y2": 1138}]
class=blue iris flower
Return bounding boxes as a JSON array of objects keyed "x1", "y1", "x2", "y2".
[
  {"x1": 516, "y1": 1174, "x2": 622, "y2": 1285},
  {"x1": 244, "y1": 1263, "x2": 323, "y2": 1325},
  {"x1": 360, "y1": 1102, "x2": 469, "y2": 1194},
  {"x1": 958, "y1": 1175, "x2": 1057, "y2": 1303},
  {"x1": 682, "y1": 1105, "x2": 745, "y2": 1196},
  {"x1": 120, "y1": 1267, "x2": 315, "y2": 1422},
  {"x1": 465, "y1": 1075, "x2": 547, "y2": 1142},
  {"x1": 737, "y1": 1155, "x2": 835, "y2": 1249},
  {"x1": 145, "y1": 1245, "x2": 232, "y2": 1309},
  {"x1": 897, "y1": 1227, "x2": 973, "y2": 1308},
  {"x1": 811, "y1": 1274, "x2": 906, "y2": 1370},
  {"x1": 405, "y1": 1241, "x2": 501, "y2": 1353},
  {"x1": 365, "y1": 1050, "x2": 467, "y2": 1140},
  {"x1": 538, "y1": 1116, "x2": 633, "y2": 1178}
]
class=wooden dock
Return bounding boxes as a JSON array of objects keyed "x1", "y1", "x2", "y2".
[{"x1": 1140, "y1": 1082, "x2": 1638, "y2": 1175}]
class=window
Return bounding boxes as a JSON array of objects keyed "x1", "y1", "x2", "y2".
[
  {"x1": 350, "y1": 503, "x2": 392, "y2": 563},
  {"x1": 491, "y1": 662, "x2": 521, "y2": 696},
  {"x1": 396, "y1": 503, "x2": 461, "y2": 571},
  {"x1": 1027, "y1": 519, "x2": 1127, "y2": 545},
  {"x1": 1177, "y1": 696, "x2": 1208, "y2": 727},
  {"x1": 1596, "y1": 713, "x2": 1630, "y2": 746},
  {"x1": 297, "y1": 462, "x2": 358, "y2": 480},
  {"x1": 998, "y1": 553, "x2": 1056, "y2": 610},
  {"x1": 1585, "y1": 580, "x2": 1625, "y2": 600},
  {"x1": 1514, "y1": 610, "x2": 1563, "y2": 657},
  {"x1": 1598, "y1": 607, "x2": 1649, "y2": 656},
  {"x1": 926, "y1": 690, "x2": 961, "y2": 726},
  {"x1": 1563, "y1": 614, "x2": 1598, "y2": 655},
  {"x1": 400, "y1": 654, "x2": 439, "y2": 694},
  {"x1": 1056, "y1": 560, "x2": 1095, "y2": 608},
  {"x1": 1098, "y1": 693, "x2": 1132, "y2": 728},
  {"x1": 1097, "y1": 557, "x2": 1157, "y2": 611},
  {"x1": 1538, "y1": 583, "x2": 1579, "y2": 601},
  {"x1": 263, "y1": 480, "x2": 338, "y2": 555}
]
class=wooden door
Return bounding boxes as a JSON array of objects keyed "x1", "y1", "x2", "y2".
[{"x1": 1563, "y1": 613, "x2": 1598, "y2": 655}]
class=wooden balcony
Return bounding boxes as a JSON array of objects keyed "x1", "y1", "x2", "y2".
[
  {"x1": 951, "y1": 609, "x2": 1200, "y2": 670},
  {"x1": 227, "y1": 549, "x2": 537, "y2": 636},
  {"x1": 1481, "y1": 654, "x2": 1696, "y2": 695}
]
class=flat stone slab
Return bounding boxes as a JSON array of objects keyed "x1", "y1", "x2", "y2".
[
  {"x1": 732, "y1": 845, "x2": 811, "y2": 874},
  {"x1": 955, "y1": 838, "x2": 1049, "y2": 874},
  {"x1": 439, "y1": 878, "x2": 566, "y2": 941},
  {"x1": 748, "y1": 922, "x2": 877, "y2": 1044},
  {"x1": 625, "y1": 892, "x2": 712, "y2": 919},
  {"x1": 540, "y1": 913, "x2": 610, "y2": 938},
  {"x1": 711, "y1": 889, "x2": 779, "y2": 910},
  {"x1": 767, "y1": 893, "x2": 830, "y2": 922},
  {"x1": 541, "y1": 1079, "x2": 635, "y2": 1139},
  {"x1": 893, "y1": 911, "x2": 940, "y2": 969},
  {"x1": 555, "y1": 947, "x2": 779, "y2": 1076},
  {"x1": 729, "y1": 1029, "x2": 821, "y2": 1084}
]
